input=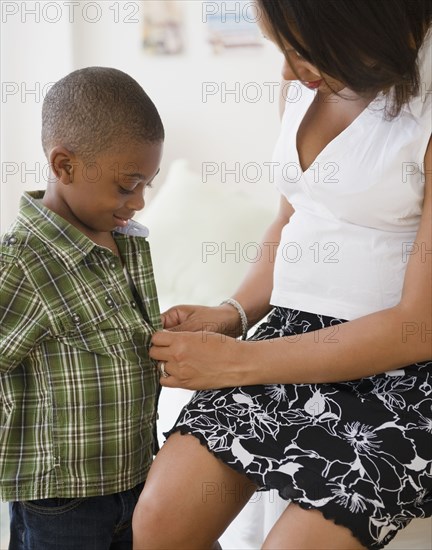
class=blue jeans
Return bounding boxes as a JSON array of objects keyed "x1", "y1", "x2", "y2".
[{"x1": 8, "y1": 482, "x2": 144, "y2": 550}]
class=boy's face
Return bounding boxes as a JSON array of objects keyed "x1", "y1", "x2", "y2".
[{"x1": 57, "y1": 141, "x2": 163, "y2": 238}]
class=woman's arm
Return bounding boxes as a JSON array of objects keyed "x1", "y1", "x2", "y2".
[
  {"x1": 151, "y1": 139, "x2": 431, "y2": 389},
  {"x1": 230, "y1": 194, "x2": 294, "y2": 328}
]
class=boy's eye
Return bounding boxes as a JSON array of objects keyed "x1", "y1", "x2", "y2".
[
  {"x1": 119, "y1": 182, "x2": 153, "y2": 195},
  {"x1": 119, "y1": 187, "x2": 133, "y2": 195}
]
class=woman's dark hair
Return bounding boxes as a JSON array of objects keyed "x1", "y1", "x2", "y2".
[{"x1": 256, "y1": 0, "x2": 432, "y2": 117}]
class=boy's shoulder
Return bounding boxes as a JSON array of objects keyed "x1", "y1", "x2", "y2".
[
  {"x1": 1, "y1": 221, "x2": 36, "y2": 264},
  {"x1": 0, "y1": 220, "x2": 51, "y2": 285},
  {"x1": 1, "y1": 222, "x2": 29, "y2": 259},
  {"x1": 0, "y1": 225, "x2": 37, "y2": 310}
]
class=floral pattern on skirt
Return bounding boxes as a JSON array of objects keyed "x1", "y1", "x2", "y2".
[{"x1": 166, "y1": 307, "x2": 432, "y2": 549}]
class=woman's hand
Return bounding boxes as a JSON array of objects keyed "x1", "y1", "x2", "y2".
[
  {"x1": 150, "y1": 330, "x2": 246, "y2": 390},
  {"x1": 160, "y1": 304, "x2": 244, "y2": 337}
]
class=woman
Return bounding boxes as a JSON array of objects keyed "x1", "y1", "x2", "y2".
[{"x1": 133, "y1": 1, "x2": 432, "y2": 548}]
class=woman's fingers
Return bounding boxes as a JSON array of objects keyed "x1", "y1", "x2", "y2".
[
  {"x1": 151, "y1": 331, "x2": 240, "y2": 390},
  {"x1": 160, "y1": 304, "x2": 237, "y2": 334},
  {"x1": 159, "y1": 373, "x2": 180, "y2": 388},
  {"x1": 150, "y1": 330, "x2": 192, "y2": 363},
  {"x1": 160, "y1": 308, "x2": 182, "y2": 329},
  {"x1": 160, "y1": 305, "x2": 196, "y2": 330},
  {"x1": 151, "y1": 329, "x2": 174, "y2": 346}
]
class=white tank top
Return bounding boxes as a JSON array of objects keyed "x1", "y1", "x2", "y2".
[{"x1": 271, "y1": 29, "x2": 432, "y2": 321}]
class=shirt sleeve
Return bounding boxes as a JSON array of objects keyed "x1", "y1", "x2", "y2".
[{"x1": 0, "y1": 258, "x2": 48, "y2": 373}]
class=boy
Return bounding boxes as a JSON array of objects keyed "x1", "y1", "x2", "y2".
[{"x1": 0, "y1": 67, "x2": 164, "y2": 549}]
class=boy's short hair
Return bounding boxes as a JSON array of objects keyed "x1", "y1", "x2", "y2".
[{"x1": 42, "y1": 66, "x2": 164, "y2": 161}]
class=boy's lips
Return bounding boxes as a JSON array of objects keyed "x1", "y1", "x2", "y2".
[{"x1": 113, "y1": 214, "x2": 131, "y2": 227}]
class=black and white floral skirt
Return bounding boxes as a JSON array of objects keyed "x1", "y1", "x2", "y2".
[{"x1": 166, "y1": 307, "x2": 432, "y2": 549}]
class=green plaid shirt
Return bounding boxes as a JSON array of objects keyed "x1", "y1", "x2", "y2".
[{"x1": 0, "y1": 191, "x2": 161, "y2": 501}]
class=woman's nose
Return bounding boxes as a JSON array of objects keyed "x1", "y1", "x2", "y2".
[
  {"x1": 281, "y1": 58, "x2": 297, "y2": 81},
  {"x1": 281, "y1": 57, "x2": 319, "y2": 82}
]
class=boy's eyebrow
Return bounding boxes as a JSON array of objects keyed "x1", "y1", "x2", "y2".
[
  {"x1": 121, "y1": 168, "x2": 161, "y2": 179},
  {"x1": 121, "y1": 172, "x2": 145, "y2": 178}
]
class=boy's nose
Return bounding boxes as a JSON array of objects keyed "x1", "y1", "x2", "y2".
[{"x1": 126, "y1": 193, "x2": 145, "y2": 212}]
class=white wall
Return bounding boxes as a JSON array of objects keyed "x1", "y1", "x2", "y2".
[
  {"x1": 1, "y1": 0, "x2": 283, "y2": 232},
  {"x1": 1, "y1": 1, "x2": 73, "y2": 231}
]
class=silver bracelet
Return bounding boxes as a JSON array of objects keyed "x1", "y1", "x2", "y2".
[{"x1": 220, "y1": 298, "x2": 248, "y2": 340}]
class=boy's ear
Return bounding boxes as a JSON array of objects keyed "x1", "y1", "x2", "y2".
[{"x1": 49, "y1": 146, "x2": 76, "y2": 184}]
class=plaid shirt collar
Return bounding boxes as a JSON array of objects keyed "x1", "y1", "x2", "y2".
[{"x1": 17, "y1": 191, "x2": 149, "y2": 270}]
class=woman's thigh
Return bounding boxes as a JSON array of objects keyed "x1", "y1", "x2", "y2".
[{"x1": 132, "y1": 432, "x2": 257, "y2": 550}]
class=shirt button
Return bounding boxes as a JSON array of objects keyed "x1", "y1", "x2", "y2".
[
  {"x1": 8, "y1": 235, "x2": 17, "y2": 245},
  {"x1": 109, "y1": 262, "x2": 116, "y2": 269},
  {"x1": 71, "y1": 313, "x2": 81, "y2": 325},
  {"x1": 130, "y1": 301, "x2": 137, "y2": 309},
  {"x1": 105, "y1": 297, "x2": 115, "y2": 307}
]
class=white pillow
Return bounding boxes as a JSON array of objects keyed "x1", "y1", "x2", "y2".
[{"x1": 138, "y1": 159, "x2": 278, "y2": 310}]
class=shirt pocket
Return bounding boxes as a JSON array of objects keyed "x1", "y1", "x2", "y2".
[{"x1": 48, "y1": 297, "x2": 148, "y2": 355}]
